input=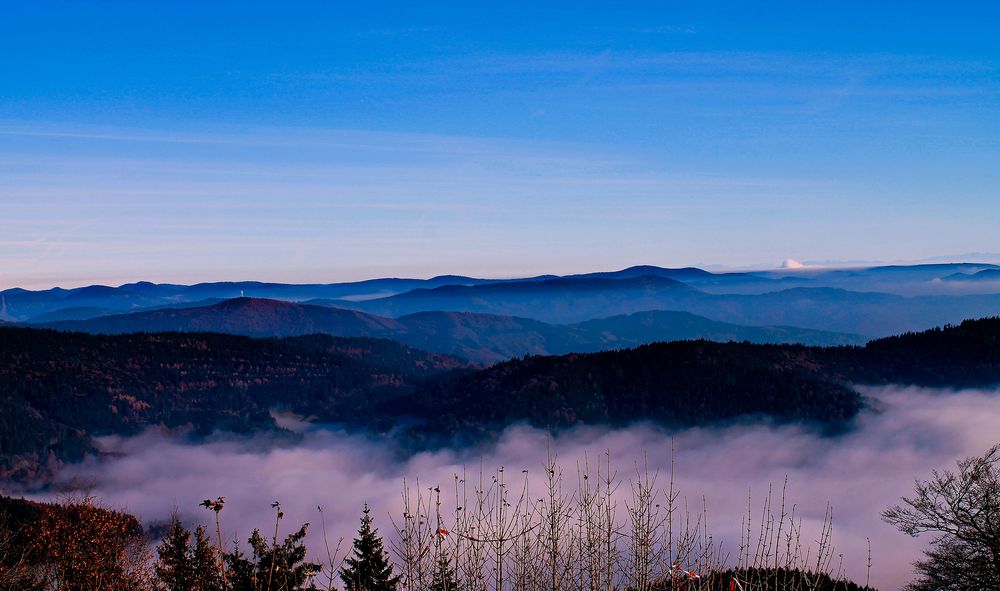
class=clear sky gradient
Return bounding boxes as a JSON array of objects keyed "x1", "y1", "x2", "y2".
[{"x1": 2, "y1": 1, "x2": 999, "y2": 289}]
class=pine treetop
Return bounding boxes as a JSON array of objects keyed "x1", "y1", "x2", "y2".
[{"x1": 340, "y1": 504, "x2": 400, "y2": 591}]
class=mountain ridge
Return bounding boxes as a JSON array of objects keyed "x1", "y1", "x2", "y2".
[
  {"x1": 3, "y1": 316, "x2": 1000, "y2": 481},
  {"x1": 33, "y1": 297, "x2": 865, "y2": 363},
  {"x1": 6, "y1": 263, "x2": 1000, "y2": 333}
]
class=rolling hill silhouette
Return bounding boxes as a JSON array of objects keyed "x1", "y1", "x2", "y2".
[{"x1": 36, "y1": 297, "x2": 864, "y2": 363}]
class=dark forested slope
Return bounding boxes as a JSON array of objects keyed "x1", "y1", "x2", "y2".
[
  {"x1": 404, "y1": 317, "x2": 1000, "y2": 442},
  {"x1": 0, "y1": 327, "x2": 469, "y2": 479},
  {"x1": 2, "y1": 318, "x2": 1000, "y2": 481},
  {"x1": 833, "y1": 316, "x2": 1000, "y2": 386},
  {"x1": 406, "y1": 341, "x2": 864, "y2": 441}
]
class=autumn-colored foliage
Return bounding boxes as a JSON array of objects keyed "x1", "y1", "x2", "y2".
[{"x1": 4, "y1": 496, "x2": 154, "y2": 590}]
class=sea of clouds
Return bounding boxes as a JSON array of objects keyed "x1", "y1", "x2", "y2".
[{"x1": 32, "y1": 386, "x2": 1000, "y2": 590}]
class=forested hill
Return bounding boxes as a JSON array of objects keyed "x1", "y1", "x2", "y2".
[
  {"x1": 406, "y1": 341, "x2": 864, "y2": 442},
  {"x1": 840, "y1": 316, "x2": 1000, "y2": 386},
  {"x1": 2, "y1": 318, "x2": 999, "y2": 482},
  {"x1": 403, "y1": 317, "x2": 1000, "y2": 443},
  {"x1": 0, "y1": 327, "x2": 470, "y2": 480},
  {"x1": 35, "y1": 297, "x2": 864, "y2": 363},
  {"x1": 38, "y1": 297, "x2": 405, "y2": 338}
]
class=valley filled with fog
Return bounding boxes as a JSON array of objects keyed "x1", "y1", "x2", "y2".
[
  {"x1": 5, "y1": 5, "x2": 999, "y2": 589},
  {"x1": 35, "y1": 386, "x2": 1000, "y2": 590}
]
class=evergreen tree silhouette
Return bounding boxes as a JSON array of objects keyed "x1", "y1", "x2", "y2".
[
  {"x1": 156, "y1": 518, "x2": 194, "y2": 591},
  {"x1": 340, "y1": 504, "x2": 400, "y2": 591},
  {"x1": 225, "y1": 525, "x2": 319, "y2": 591},
  {"x1": 191, "y1": 525, "x2": 224, "y2": 591},
  {"x1": 431, "y1": 552, "x2": 460, "y2": 591},
  {"x1": 155, "y1": 519, "x2": 224, "y2": 591}
]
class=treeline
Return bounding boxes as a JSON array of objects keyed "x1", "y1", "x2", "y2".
[
  {"x1": 3, "y1": 317, "x2": 1000, "y2": 480},
  {"x1": 405, "y1": 341, "x2": 863, "y2": 441},
  {"x1": 0, "y1": 328, "x2": 468, "y2": 480},
  {"x1": 833, "y1": 316, "x2": 1000, "y2": 386},
  {"x1": 405, "y1": 317, "x2": 1000, "y2": 443}
]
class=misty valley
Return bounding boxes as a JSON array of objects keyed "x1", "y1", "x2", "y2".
[
  {"x1": 9, "y1": 1, "x2": 1000, "y2": 587},
  {"x1": 1, "y1": 265, "x2": 1000, "y2": 590}
]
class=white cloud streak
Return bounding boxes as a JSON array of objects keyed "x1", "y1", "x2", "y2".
[{"x1": 1, "y1": 123, "x2": 864, "y2": 289}]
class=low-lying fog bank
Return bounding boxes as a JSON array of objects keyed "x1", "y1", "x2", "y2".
[{"x1": 28, "y1": 386, "x2": 1000, "y2": 590}]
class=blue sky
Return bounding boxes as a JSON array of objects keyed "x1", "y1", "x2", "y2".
[{"x1": 1, "y1": 1, "x2": 999, "y2": 288}]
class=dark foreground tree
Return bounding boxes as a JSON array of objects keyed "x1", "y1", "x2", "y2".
[
  {"x1": 0, "y1": 516, "x2": 43, "y2": 590},
  {"x1": 155, "y1": 518, "x2": 224, "y2": 591},
  {"x1": 340, "y1": 505, "x2": 400, "y2": 591},
  {"x1": 226, "y1": 524, "x2": 320, "y2": 591},
  {"x1": 156, "y1": 519, "x2": 193, "y2": 590},
  {"x1": 883, "y1": 444, "x2": 1000, "y2": 590},
  {"x1": 673, "y1": 567, "x2": 877, "y2": 591},
  {"x1": 430, "y1": 552, "x2": 459, "y2": 591},
  {"x1": 192, "y1": 525, "x2": 224, "y2": 590}
]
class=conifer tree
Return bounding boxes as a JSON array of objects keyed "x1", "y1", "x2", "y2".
[
  {"x1": 340, "y1": 505, "x2": 400, "y2": 591},
  {"x1": 224, "y1": 541, "x2": 256, "y2": 591},
  {"x1": 156, "y1": 518, "x2": 194, "y2": 591},
  {"x1": 225, "y1": 526, "x2": 320, "y2": 591},
  {"x1": 257, "y1": 524, "x2": 320, "y2": 590},
  {"x1": 156, "y1": 519, "x2": 224, "y2": 591},
  {"x1": 192, "y1": 525, "x2": 224, "y2": 591},
  {"x1": 431, "y1": 552, "x2": 460, "y2": 591}
]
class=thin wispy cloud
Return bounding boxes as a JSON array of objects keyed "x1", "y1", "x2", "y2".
[
  {"x1": 355, "y1": 50, "x2": 999, "y2": 100},
  {"x1": 3, "y1": 123, "x2": 881, "y2": 289},
  {"x1": 2, "y1": 2, "x2": 998, "y2": 288}
]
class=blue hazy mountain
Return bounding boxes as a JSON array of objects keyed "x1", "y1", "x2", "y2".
[
  {"x1": 4, "y1": 263, "x2": 999, "y2": 327},
  {"x1": 34, "y1": 297, "x2": 864, "y2": 364},
  {"x1": 3, "y1": 267, "x2": 744, "y2": 321},
  {"x1": 943, "y1": 268, "x2": 1000, "y2": 282},
  {"x1": 315, "y1": 275, "x2": 698, "y2": 321},
  {"x1": 749, "y1": 263, "x2": 1000, "y2": 295},
  {"x1": 0, "y1": 276, "x2": 537, "y2": 322},
  {"x1": 324, "y1": 276, "x2": 1000, "y2": 337}
]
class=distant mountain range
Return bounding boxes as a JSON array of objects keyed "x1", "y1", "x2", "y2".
[
  {"x1": 33, "y1": 297, "x2": 864, "y2": 363},
  {"x1": 3, "y1": 263, "x2": 1000, "y2": 361},
  {"x1": 943, "y1": 268, "x2": 1000, "y2": 282},
  {"x1": 322, "y1": 275, "x2": 1000, "y2": 336},
  {"x1": 0, "y1": 275, "x2": 530, "y2": 322},
  {"x1": 315, "y1": 274, "x2": 696, "y2": 320},
  {"x1": 4, "y1": 262, "x2": 999, "y2": 324}
]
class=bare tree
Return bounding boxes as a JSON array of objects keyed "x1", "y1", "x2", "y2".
[{"x1": 883, "y1": 443, "x2": 1000, "y2": 590}]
